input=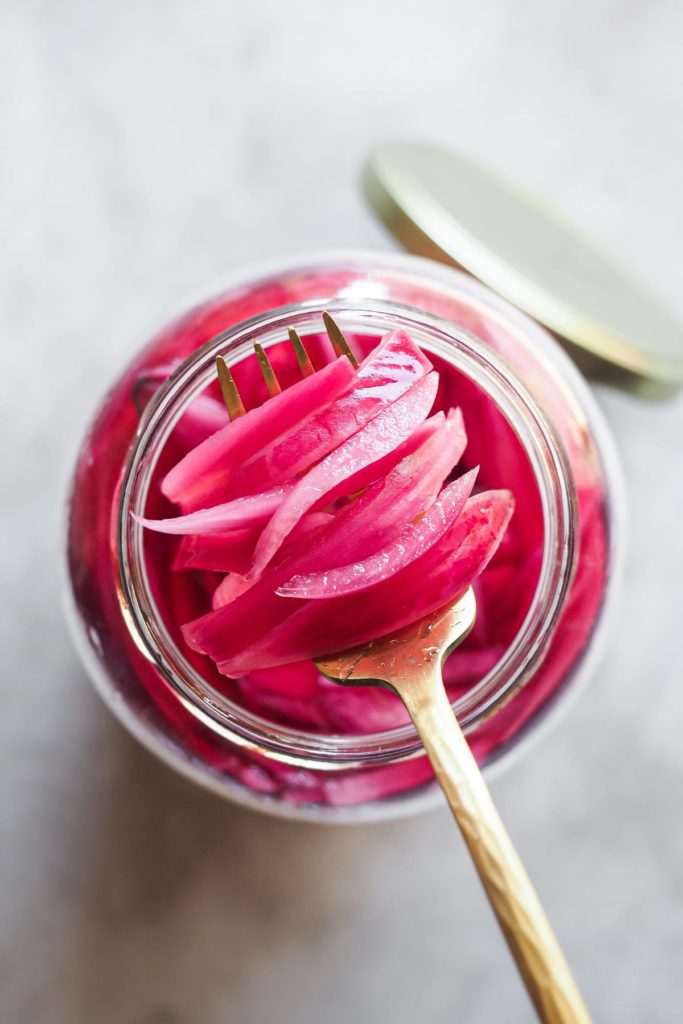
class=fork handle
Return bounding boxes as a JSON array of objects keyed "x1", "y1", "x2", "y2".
[{"x1": 396, "y1": 666, "x2": 591, "y2": 1024}]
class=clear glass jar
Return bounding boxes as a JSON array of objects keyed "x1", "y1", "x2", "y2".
[{"x1": 65, "y1": 251, "x2": 622, "y2": 822}]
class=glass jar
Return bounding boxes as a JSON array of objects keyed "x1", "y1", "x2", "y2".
[{"x1": 65, "y1": 251, "x2": 622, "y2": 822}]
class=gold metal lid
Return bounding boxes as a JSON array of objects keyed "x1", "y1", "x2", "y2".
[{"x1": 364, "y1": 141, "x2": 683, "y2": 397}]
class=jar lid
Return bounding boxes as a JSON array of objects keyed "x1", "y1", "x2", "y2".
[{"x1": 364, "y1": 141, "x2": 683, "y2": 397}]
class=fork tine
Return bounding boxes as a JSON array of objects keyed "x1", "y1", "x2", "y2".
[
  {"x1": 323, "y1": 312, "x2": 359, "y2": 368},
  {"x1": 254, "y1": 342, "x2": 282, "y2": 397},
  {"x1": 216, "y1": 355, "x2": 247, "y2": 420},
  {"x1": 288, "y1": 328, "x2": 315, "y2": 377},
  {"x1": 218, "y1": 317, "x2": 356, "y2": 420}
]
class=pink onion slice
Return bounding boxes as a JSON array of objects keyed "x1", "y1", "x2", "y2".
[
  {"x1": 173, "y1": 528, "x2": 259, "y2": 574},
  {"x1": 325, "y1": 406, "x2": 461, "y2": 506},
  {"x1": 307, "y1": 408, "x2": 467, "y2": 568},
  {"x1": 229, "y1": 330, "x2": 433, "y2": 497},
  {"x1": 277, "y1": 468, "x2": 479, "y2": 599},
  {"x1": 161, "y1": 355, "x2": 356, "y2": 511},
  {"x1": 248, "y1": 372, "x2": 439, "y2": 578},
  {"x1": 211, "y1": 512, "x2": 333, "y2": 610},
  {"x1": 211, "y1": 573, "x2": 253, "y2": 609},
  {"x1": 133, "y1": 484, "x2": 293, "y2": 535},
  {"x1": 216, "y1": 490, "x2": 514, "y2": 675}
]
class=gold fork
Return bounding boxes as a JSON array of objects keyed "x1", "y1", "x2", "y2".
[
  {"x1": 317, "y1": 593, "x2": 590, "y2": 1024},
  {"x1": 216, "y1": 316, "x2": 591, "y2": 1024}
]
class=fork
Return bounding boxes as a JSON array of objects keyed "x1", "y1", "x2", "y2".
[
  {"x1": 317, "y1": 592, "x2": 590, "y2": 1024},
  {"x1": 216, "y1": 315, "x2": 591, "y2": 1024}
]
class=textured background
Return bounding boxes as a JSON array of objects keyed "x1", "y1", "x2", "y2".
[{"x1": 2, "y1": 2, "x2": 683, "y2": 1021}]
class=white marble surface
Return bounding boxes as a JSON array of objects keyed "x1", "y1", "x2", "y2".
[{"x1": 2, "y1": 2, "x2": 683, "y2": 1021}]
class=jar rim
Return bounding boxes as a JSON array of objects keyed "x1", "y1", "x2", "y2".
[{"x1": 116, "y1": 297, "x2": 577, "y2": 770}]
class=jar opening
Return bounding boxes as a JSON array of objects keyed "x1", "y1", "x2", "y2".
[{"x1": 116, "y1": 299, "x2": 577, "y2": 770}]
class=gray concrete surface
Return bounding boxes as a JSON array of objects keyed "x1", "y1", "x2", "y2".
[{"x1": 2, "y1": 1, "x2": 682, "y2": 1021}]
